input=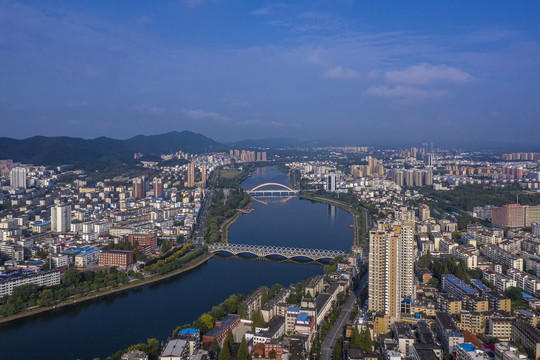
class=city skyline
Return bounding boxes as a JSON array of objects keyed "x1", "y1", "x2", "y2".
[{"x1": 1, "y1": 1, "x2": 540, "y2": 145}]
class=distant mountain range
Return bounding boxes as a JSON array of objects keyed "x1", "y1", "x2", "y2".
[{"x1": 0, "y1": 131, "x2": 228, "y2": 169}]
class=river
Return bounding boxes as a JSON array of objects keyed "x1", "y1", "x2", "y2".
[{"x1": 0, "y1": 166, "x2": 353, "y2": 360}]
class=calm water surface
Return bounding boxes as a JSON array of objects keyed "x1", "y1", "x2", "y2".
[{"x1": 0, "y1": 167, "x2": 353, "y2": 360}]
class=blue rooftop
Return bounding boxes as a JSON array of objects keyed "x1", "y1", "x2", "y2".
[
  {"x1": 287, "y1": 306, "x2": 300, "y2": 313},
  {"x1": 471, "y1": 279, "x2": 485, "y2": 290},
  {"x1": 297, "y1": 312, "x2": 309, "y2": 323},
  {"x1": 522, "y1": 292, "x2": 539, "y2": 301},
  {"x1": 179, "y1": 328, "x2": 199, "y2": 336},
  {"x1": 459, "y1": 343, "x2": 476, "y2": 352},
  {"x1": 445, "y1": 274, "x2": 477, "y2": 294}
]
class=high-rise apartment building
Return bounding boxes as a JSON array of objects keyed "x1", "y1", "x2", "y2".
[
  {"x1": 369, "y1": 221, "x2": 414, "y2": 324},
  {"x1": 201, "y1": 163, "x2": 207, "y2": 186},
  {"x1": 132, "y1": 176, "x2": 148, "y2": 199},
  {"x1": 10, "y1": 167, "x2": 27, "y2": 189},
  {"x1": 153, "y1": 178, "x2": 163, "y2": 197},
  {"x1": 51, "y1": 205, "x2": 72, "y2": 233},
  {"x1": 187, "y1": 162, "x2": 195, "y2": 188},
  {"x1": 326, "y1": 173, "x2": 336, "y2": 192}
]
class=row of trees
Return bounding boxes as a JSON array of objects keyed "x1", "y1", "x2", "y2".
[
  {"x1": 350, "y1": 326, "x2": 373, "y2": 352},
  {"x1": 0, "y1": 243, "x2": 209, "y2": 317},
  {"x1": 0, "y1": 267, "x2": 131, "y2": 317}
]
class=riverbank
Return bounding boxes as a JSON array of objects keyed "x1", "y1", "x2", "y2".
[
  {"x1": 0, "y1": 251, "x2": 214, "y2": 325},
  {"x1": 297, "y1": 193, "x2": 367, "y2": 248},
  {"x1": 221, "y1": 196, "x2": 253, "y2": 244}
]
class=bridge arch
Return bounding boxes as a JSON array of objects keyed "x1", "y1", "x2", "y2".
[{"x1": 248, "y1": 182, "x2": 295, "y2": 193}]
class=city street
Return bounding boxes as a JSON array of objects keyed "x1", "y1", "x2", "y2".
[
  {"x1": 321, "y1": 293, "x2": 356, "y2": 360},
  {"x1": 321, "y1": 272, "x2": 368, "y2": 360}
]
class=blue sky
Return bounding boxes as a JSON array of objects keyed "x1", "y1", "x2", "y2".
[{"x1": 1, "y1": 0, "x2": 539, "y2": 146}]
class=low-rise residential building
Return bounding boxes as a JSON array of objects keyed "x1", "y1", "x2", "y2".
[
  {"x1": 494, "y1": 342, "x2": 528, "y2": 360},
  {"x1": 482, "y1": 245, "x2": 523, "y2": 271},
  {"x1": 487, "y1": 314, "x2": 513, "y2": 341},
  {"x1": 159, "y1": 339, "x2": 189, "y2": 360},
  {"x1": 202, "y1": 314, "x2": 240, "y2": 344},
  {"x1": 435, "y1": 311, "x2": 464, "y2": 354},
  {"x1": 305, "y1": 275, "x2": 324, "y2": 297},
  {"x1": 98, "y1": 250, "x2": 135, "y2": 267},
  {"x1": 455, "y1": 343, "x2": 488, "y2": 360},
  {"x1": 512, "y1": 320, "x2": 540, "y2": 359},
  {"x1": 0, "y1": 270, "x2": 60, "y2": 297},
  {"x1": 442, "y1": 275, "x2": 478, "y2": 299},
  {"x1": 392, "y1": 322, "x2": 415, "y2": 358},
  {"x1": 122, "y1": 350, "x2": 149, "y2": 360}
]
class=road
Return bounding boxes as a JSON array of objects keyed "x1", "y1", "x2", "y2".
[
  {"x1": 321, "y1": 272, "x2": 369, "y2": 360},
  {"x1": 193, "y1": 189, "x2": 213, "y2": 247},
  {"x1": 321, "y1": 293, "x2": 356, "y2": 360}
]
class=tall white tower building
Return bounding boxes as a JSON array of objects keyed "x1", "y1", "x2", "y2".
[
  {"x1": 51, "y1": 205, "x2": 72, "y2": 233},
  {"x1": 10, "y1": 167, "x2": 27, "y2": 189}
]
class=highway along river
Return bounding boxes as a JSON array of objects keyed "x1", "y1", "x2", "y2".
[{"x1": 0, "y1": 166, "x2": 353, "y2": 360}]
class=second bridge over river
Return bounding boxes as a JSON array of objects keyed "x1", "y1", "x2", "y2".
[{"x1": 208, "y1": 243, "x2": 346, "y2": 261}]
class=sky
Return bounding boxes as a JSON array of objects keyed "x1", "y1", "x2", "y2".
[{"x1": 1, "y1": 0, "x2": 540, "y2": 146}]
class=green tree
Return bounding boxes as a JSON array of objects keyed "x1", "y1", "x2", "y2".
[
  {"x1": 261, "y1": 287, "x2": 268, "y2": 306},
  {"x1": 218, "y1": 342, "x2": 231, "y2": 360},
  {"x1": 225, "y1": 329, "x2": 234, "y2": 350},
  {"x1": 333, "y1": 337, "x2": 343, "y2": 360},
  {"x1": 418, "y1": 252, "x2": 432, "y2": 268},
  {"x1": 212, "y1": 338, "x2": 220, "y2": 357},
  {"x1": 269, "y1": 350, "x2": 277, "y2": 359},
  {"x1": 505, "y1": 287, "x2": 523, "y2": 301},
  {"x1": 362, "y1": 327, "x2": 372, "y2": 352},
  {"x1": 63, "y1": 267, "x2": 82, "y2": 287},
  {"x1": 237, "y1": 336, "x2": 250, "y2": 360},
  {"x1": 37, "y1": 289, "x2": 55, "y2": 307},
  {"x1": 251, "y1": 310, "x2": 266, "y2": 331},
  {"x1": 350, "y1": 327, "x2": 362, "y2": 349},
  {"x1": 200, "y1": 313, "x2": 214, "y2": 330}
]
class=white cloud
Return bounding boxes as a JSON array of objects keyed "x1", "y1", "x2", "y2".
[
  {"x1": 324, "y1": 66, "x2": 360, "y2": 80},
  {"x1": 136, "y1": 106, "x2": 166, "y2": 116},
  {"x1": 251, "y1": 3, "x2": 287, "y2": 16},
  {"x1": 66, "y1": 101, "x2": 89, "y2": 108},
  {"x1": 386, "y1": 64, "x2": 472, "y2": 85},
  {"x1": 231, "y1": 102, "x2": 251, "y2": 108},
  {"x1": 184, "y1": 0, "x2": 219, "y2": 9},
  {"x1": 184, "y1": 109, "x2": 230, "y2": 122},
  {"x1": 364, "y1": 85, "x2": 447, "y2": 99}
]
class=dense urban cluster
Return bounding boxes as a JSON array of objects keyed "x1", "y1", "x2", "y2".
[{"x1": 2, "y1": 143, "x2": 540, "y2": 360}]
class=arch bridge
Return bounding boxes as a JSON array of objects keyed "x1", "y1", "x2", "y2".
[
  {"x1": 247, "y1": 183, "x2": 297, "y2": 197},
  {"x1": 208, "y1": 243, "x2": 346, "y2": 261}
]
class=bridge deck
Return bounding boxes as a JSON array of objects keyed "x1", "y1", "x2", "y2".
[{"x1": 208, "y1": 243, "x2": 346, "y2": 261}]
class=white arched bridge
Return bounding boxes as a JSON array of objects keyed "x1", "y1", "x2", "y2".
[
  {"x1": 208, "y1": 243, "x2": 346, "y2": 261},
  {"x1": 247, "y1": 183, "x2": 297, "y2": 197}
]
